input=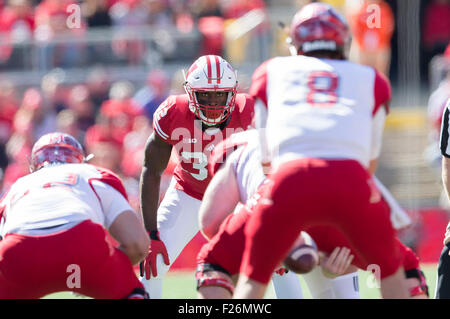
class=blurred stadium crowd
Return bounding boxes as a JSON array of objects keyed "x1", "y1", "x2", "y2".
[{"x1": 0, "y1": 0, "x2": 449, "y2": 217}]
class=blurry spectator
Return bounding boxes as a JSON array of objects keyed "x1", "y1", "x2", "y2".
[
  {"x1": 347, "y1": 0, "x2": 394, "y2": 76},
  {"x1": 41, "y1": 68, "x2": 70, "y2": 113},
  {"x1": 198, "y1": 16, "x2": 224, "y2": 56},
  {"x1": 56, "y1": 108, "x2": 83, "y2": 142},
  {"x1": 109, "y1": 0, "x2": 150, "y2": 64},
  {"x1": 145, "y1": 0, "x2": 173, "y2": 27},
  {"x1": 109, "y1": 0, "x2": 148, "y2": 26},
  {"x1": 2, "y1": 139, "x2": 30, "y2": 191},
  {"x1": 34, "y1": 0, "x2": 86, "y2": 68},
  {"x1": 3, "y1": 99, "x2": 37, "y2": 190},
  {"x1": 86, "y1": 66, "x2": 111, "y2": 112},
  {"x1": 67, "y1": 84, "x2": 96, "y2": 132},
  {"x1": 169, "y1": 0, "x2": 194, "y2": 33},
  {"x1": 82, "y1": 0, "x2": 112, "y2": 28},
  {"x1": 84, "y1": 111, "x2": 121, "y2": 152},
  {"x1": 190, "y1": 0, "x2": 225, "y2": 56},
  {"x1": 423, "y1": 0, "x2": 450, "y2": 58},
  {"x1": 85, "y1": 80, "x2": 142, "y2": 150},
  {"x1": 0, "y1": 79, "x2": 19, "y2": 170},
  {"x1": 16, "y1": 87, "x2": 57, "y2": 142},
  {"x1": 121, "y1": 114, "x2": 152, "y2": 178},
  {"x1": 87, "y1": 140, "x2": 122, "y2": 172},
  {"x1": 133, "y1": 69, "x2": 169, "y2": 121},
  {"x1": 0, "y1": 0, "x2": 35, "y2": 68},
  {"x1": 121, "y1": 114, "x2": 152, "y2": 212},
  {"x1": 0, "y1": 79, "x2": 19, "y2": 143},
  {"x1": 191, "y1": 0, "x2": 223, "y2": 19},
  {"x1": 82, "y1": 0, "x2": 114, "y2": 63}
]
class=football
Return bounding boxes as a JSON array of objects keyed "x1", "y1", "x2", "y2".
[{"x1": 283, "y1": 231, "x2": 319, "y2": 274}]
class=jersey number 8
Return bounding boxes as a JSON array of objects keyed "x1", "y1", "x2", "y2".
[{"x1": 306, "y1": 71, "x2": 339, "y2": 107}]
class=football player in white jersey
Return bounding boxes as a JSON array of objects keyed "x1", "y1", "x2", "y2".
[
  {"x1": 234, "y1": 3, "x2": 410, "y2": 299},
  {"x1": 196, "y1": 129, "x2": 357, "y2": 299},
  {"x1": 196, "y1": 129, "x2": 426, "y2": 298},
  {"x1": 0, "y1": 132, "x2": 149, "y2": 298}
]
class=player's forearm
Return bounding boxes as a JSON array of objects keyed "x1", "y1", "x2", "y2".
[
  {"x1": 139, "y1": 167, "x2": 161, "y2": 232},
  {"x1": 442, "y1": 157, "x2": 450, "y2": 201}
]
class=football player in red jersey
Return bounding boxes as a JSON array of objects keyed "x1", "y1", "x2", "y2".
[
  {"x1": 234, "y1": 3, "x2": 410, "y2": 298},
  {"x1": 0, "y1": 132, "x2": 149, "y2": 299},
  {"x1": 139, "y1": 55, "x2": 255, "y2": 298}
]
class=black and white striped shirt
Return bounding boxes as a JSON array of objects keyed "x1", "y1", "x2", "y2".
[{"x1": 440, "y1": 98, "x2": 450, "y2": 157}]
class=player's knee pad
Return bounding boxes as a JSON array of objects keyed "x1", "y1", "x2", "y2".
[
  {"x1": 126, "y1": 288, "x2": 149, "y2": 299},
  {"x1": 196, "y1": 263, "x2": 234, "y2": 295},
  {"x1": 405, "y1": 268, "x2": 429, "y2": 297}
]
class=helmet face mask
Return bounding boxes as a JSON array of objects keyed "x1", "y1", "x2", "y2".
[
  {"x1": 184, "y1": 55, "x2": 238, "y2": 126},
  {"x1": 289, "y1": 3, "x2": 350, "y2": 57},
  {"x1": 30, "y1": 132, "x2": 86, "y2": 172}
]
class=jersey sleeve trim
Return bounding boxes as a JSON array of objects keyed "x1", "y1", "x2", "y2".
[
  {"x1": 153, "y1": 113, "x2": 169, "y2": 140},
  {"x1": 92, "y1": 166, "x2": 128, "y2": 200},
  {"x1": 373, "y1": 70, "x2": 391, "y2": 116},
  {"x1": 249, "y1": 60, "x2": 270, "y2": 108}
]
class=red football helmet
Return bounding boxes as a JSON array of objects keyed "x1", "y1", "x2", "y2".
[
  {"x1": 183, "y1": 55, "x2": 238, "y2": 126},
  {"x1": 289, "y1": 3, "x2": 350, "y2": 55},
  {"x1": 30, "y1": 132, "x2": 86, "y2": 172}
]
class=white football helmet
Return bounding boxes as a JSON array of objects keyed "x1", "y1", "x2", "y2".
[
  {"x1": 183, "y1": 55, "x2": 238, "y2": 126},
  {"x1": 30, "y1": 132, "x2": 86, "y2": 172}
]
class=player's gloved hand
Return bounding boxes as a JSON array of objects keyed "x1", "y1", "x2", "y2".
[
  {"x1": 139, "y1": 231, "x2": 170, "y2": 280},
  {"x1": 406, "y1": 268, "x2": 429, "y2": 298}
]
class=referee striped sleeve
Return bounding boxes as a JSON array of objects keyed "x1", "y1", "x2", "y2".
[{"x1": 440, "y1": 99, "x2": 450, "y2": 157}]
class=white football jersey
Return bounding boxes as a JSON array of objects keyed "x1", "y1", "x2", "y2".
[
  {"x1": 226, "y1": 130, "x2": 266, "y2": 203},
  {"x1": 250, "y1": 55, "x2": 390, "y2": 169},
  {"x1": 0, "y1": 163, "x2": 133, "y2": 236}
]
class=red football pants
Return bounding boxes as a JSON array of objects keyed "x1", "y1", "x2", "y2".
[
  {"x1": 0, "y1": 220, "x2": 143, "y2": 299},
  {"x1": 197, "y1": 208, "x2": 251, "y2": 275},
  {"x1": 240, "y1": 158, "x2": 404, "y2": 284}
]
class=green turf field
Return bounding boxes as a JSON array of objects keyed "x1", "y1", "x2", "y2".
[{"x1": 43, "y1": 263, "x2": 437, "y2": 299}]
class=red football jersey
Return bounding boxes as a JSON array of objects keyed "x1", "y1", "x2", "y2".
[{"x1": 152, "y1": 93, "x2": 255, "y2": 200}]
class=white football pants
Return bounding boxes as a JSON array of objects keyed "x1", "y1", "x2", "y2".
[{"x1": 140, "y1": 178, "x2": 202, "y2": 299}]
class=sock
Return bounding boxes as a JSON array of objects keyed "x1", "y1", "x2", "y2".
[
  {"x1": 140, "y1": 276, "x2": 163, "y2": 299},
  {"x1": 331, "y1": 271, "x2": 360, "y2": 299},
  {"x1": 302, "y1": 267, "x2": 335, "y2": 299},
  {"x1": 435, "y1": 244, "x2": 450, "y2": 299},
  {"x1": 271, "y1": 271, "x2": 304, "y2": 299}
]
